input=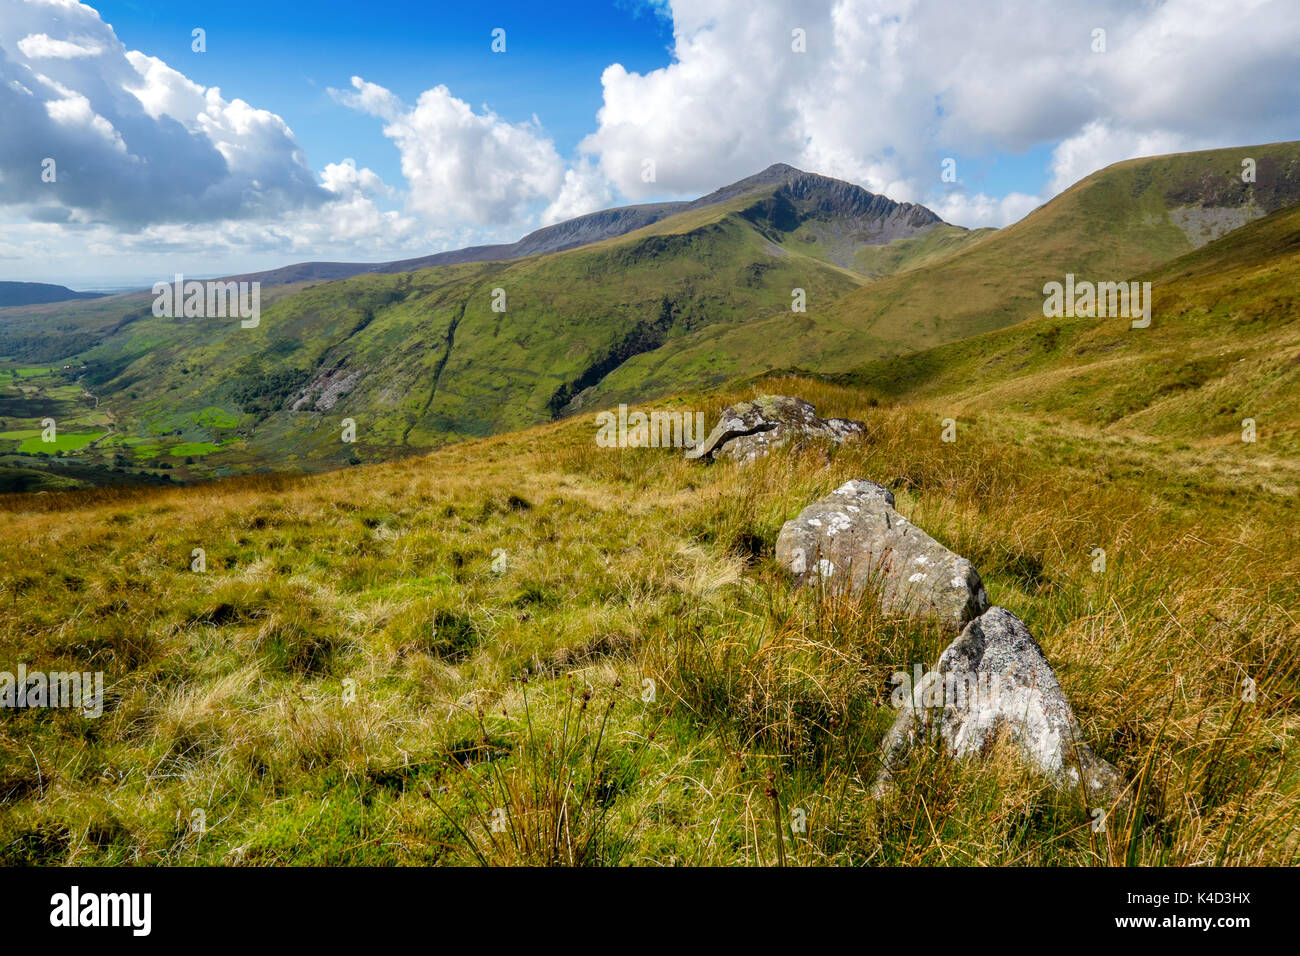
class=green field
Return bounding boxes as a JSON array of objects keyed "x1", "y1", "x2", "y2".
[
  {"x1": 14, "y1": 431, "x2": 104, "y2": 453},
  {"x1": 0, "y1": 370, "x2": 1293, "y2": 865}
]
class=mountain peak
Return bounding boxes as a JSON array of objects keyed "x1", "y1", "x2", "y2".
[
  {"x1": 691, "y1": 163, "x2": 944, "y2": 229},
  {"x1": 757, "y1": 162, "x2": 805, "y2": 177}
]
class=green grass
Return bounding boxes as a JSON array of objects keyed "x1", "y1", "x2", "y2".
[
  {"x1": 0, "y1": 375, "x2": 1294, "y2": 866},
  {"x1": 15, "y1": 431, "x2": 104, "y2": 453},
  {"x1": 194, "y1": 407, "x2": 239, "y2": 429},
  {"x1": 169, "y1": 442, "x2": 222, "y2": 458}
]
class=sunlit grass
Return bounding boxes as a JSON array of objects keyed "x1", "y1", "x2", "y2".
[{"x1": 0, "y1": 375, "x2": 1295, "y2": 865}]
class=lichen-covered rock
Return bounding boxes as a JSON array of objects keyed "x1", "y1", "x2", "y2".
[
  {"x1": 775, "y1": 479, "x2": 987, "y2": 631},
  {"x1": 874, "y1": 606, "x2": 1123, "y2": 803},
  {"x1": 685, "y1": 395, "x2": 864, "y2": 465}
]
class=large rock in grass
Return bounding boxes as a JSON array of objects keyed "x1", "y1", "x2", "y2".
[
  {"x1": 685, "y1": 395, "x2": 864, "y2": 465},
  {"x1": 775, "y1": 479, "x2": 988, "y2": 631},
  {"x1": 874, "y1": 606, "x2": 1123, "y2": 803}
]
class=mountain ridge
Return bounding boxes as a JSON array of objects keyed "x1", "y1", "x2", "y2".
[
  {"x1": 220, "y1": 164, "x2": 951, "y2": 287},
  {"x1": 0, "y1": 281, "x2": 107, "y2": 308},
  {"x1": 2, "y1": 142, "x2": 1297, "y2": 491}
]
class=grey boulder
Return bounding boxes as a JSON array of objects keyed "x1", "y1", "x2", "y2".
[
  {"x1": 775, "y1": 479, "x2": 988, "y2": 631},
  {"x1": 874, "y1": 606, "x2": 1123, "y2": 803},
  {"x1": 685, "y1": 395, "x2": 864, "y2": 465}
]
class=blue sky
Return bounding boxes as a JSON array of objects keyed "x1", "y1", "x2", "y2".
[{"x1": 2, "y1": 0, "x2": 1297, "y2": 286}]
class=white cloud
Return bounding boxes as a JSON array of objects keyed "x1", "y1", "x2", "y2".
[
  {"x1": 541, "y1": 158, "x2": 615, "y2": 225},
  {"x1": 0, "y1": 3, "x2": 447, "y2": 278},
  {"x1": 333, "y1": 76, "x2": 565, "y2": 226},
  {"x1": 577, "y1": 0, "x2": 1300, "y2": 227},
  {"x1": 0, "y1": 0, "x2": 328, "y2": 226},
  {"x1": 17, "y1": 33, "x2": 102, "y2": 58},
  {"x1": 930, "y1": 191, "x2": 1042, "y2": 230}
]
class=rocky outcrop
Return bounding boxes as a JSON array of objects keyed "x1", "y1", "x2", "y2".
[
  {"x1": 685, "y1": 395, "x2": 864, "y2": 466},
  {"x1": 291, "y1": 367, "x2": 361, "y2": 412},
  {"x1": 874, "y1": 606, "x2": 1123, "y2": 803},
  {"x1": 774, "y1": 476, "x2": 1122, "y2": 801},
  {"x1": 775, "y1": 479, "x2": 987, "y2": 631}
]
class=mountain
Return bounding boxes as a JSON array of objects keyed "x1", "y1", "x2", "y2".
[
  {"x1": 221, "y1": 201, "x2": 694, "y2": 287},
  {"x1": 222, "y1": 162, "x2": 952, "y2": 288},
  {"x1": 0, "y1": 281, "x2": 106, "y2": 307},
  {"x1": 834, "y1": 195, "x2": 1300, "y2": 458},
  {"x1": 0, "y1": 165, "x2": 961, "y2": 488},
  {"x1": 2, "y1": 143, "x2": 1297, "y2": 491},
  {"x1": 577, "y1": 140, "x2": 1300, "y2": 405}
]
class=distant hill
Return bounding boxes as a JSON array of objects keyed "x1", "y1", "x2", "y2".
[
  {"x1": 581, "y1": 140, "x2": 1300, "y2": 405},
  {"x1": 834, "y1": 196, "x2": 1300, "y2": 457},
  {"x1": 0, "y1": 164, "x2": 965, "y2": 483},
  {"x1": 222, "y1": 162, "x2": 947, "y2": 287},
  {"x1": 0, "y1": 281, "x2": 106, "y2": 307},
  {"x1": 2, "y1": 143, "x2": 1296, "y2": 487}
]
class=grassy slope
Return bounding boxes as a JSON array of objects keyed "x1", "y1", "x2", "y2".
[
  {"x1": 836, "y1": 198, "x2": 1300, "y2": 461},
  {"x1": 0, "y1": 191, "x2": 872, "y2": 484},
  {"x1": 588, "y1": 141, "x2": 1300, "y2": 401},
  {"x1": 0, "y1": 369, "x2": 1295, "y2": 866}
]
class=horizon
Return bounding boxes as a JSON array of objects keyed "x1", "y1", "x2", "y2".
[
  {"x1": 4, "y1": 0, "x2": 1299, "y2": 284},
  {"x1": 4, "y1": 141, "x2": 1284, "y2": 293}
]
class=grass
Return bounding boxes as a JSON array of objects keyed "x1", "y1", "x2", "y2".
[
  {"x1": 1, "y1": 374, "x2": 1294, "y2": 866},
  {"x1": 169, "y1": 442, "x2": 223, "y2": 458},
  {"x1": 835, "y1": 199, "x2": 1300, "y2": 460},
  {"x1": 15, "y1": 431, "x2": 105, "y2": 453}
]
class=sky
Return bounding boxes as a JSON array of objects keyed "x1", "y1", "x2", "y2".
[{"x1": 1, "y1": 0, "x2": 1298, "y2": 288}]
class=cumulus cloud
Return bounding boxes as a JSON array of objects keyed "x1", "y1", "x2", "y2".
[
  {"x1": 577, "y1": 0, "x2": 1300, "y2": 226},
  {"x1": 541, "y1": 158, "x2": 615, "y2": 225},
  {"x1": 0, "y1": 0, "x2": 329, "y2": 226},
  {"x1": 333, "y1": 76, "x2": 565, "y2": 226},
  {"x1": 930, "y1": 191, "x2": 1043, "y2": 230},
  {"x1": 17, "y1": 33, "x2": 102, "y2": 58}
]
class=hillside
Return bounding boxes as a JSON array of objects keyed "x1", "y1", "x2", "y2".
[
  {"x1": 0, "y1": 282, "x2": 106, "y2": 308},
  {"x1": 582, "y1": 141, "x2": 1300, "y2": 404},
  {"x1": 0, "y1": 166, "x2": 963, "y2": 488},
  {"x1": 0, "y1": 373, "x2": 1294, "y2": 865},
  {"x1": 835, "y1": 197, "x2": 1300, "y2": 460}
]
